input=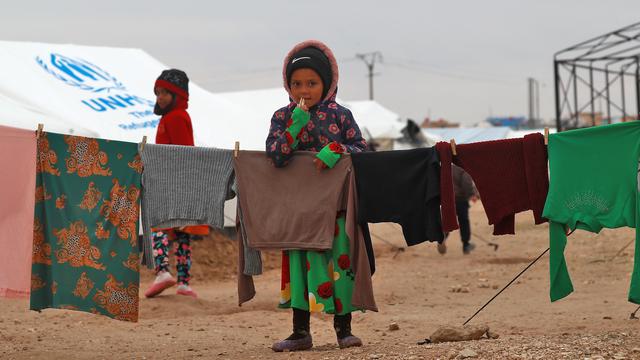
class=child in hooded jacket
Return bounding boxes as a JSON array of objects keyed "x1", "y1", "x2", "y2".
[
  {"x1": 266, "y1": 40, "x2": 368, "y2": 352},
  {"x1": 144, "y1": 69, "x2": 208, "y2": 299}
]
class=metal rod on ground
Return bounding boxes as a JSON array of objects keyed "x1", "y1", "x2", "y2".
[
  {"x1": 472, "y1": 233, "x2": 499, "y2": 251},
  {"x1": 369, "y1": 230, "x2": 405, "y2": 257},
  {"x1": 462, "y1": 247, "x2": 549, "y2": 326},
  {"x1": 607, "y1": 238, "x2": 634, "y2": 262},
  {"x1": 630, "y1": 305, "x2": 640, "y2": 319}
]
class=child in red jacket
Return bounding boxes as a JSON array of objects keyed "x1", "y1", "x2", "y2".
[{"x1": 144, "y1": 69, "x2": 206, "y2": 299}]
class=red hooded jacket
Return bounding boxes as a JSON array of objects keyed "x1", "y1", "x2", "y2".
[{"x1": 155, "y1": 96, "x2": 194, "y2": 146}]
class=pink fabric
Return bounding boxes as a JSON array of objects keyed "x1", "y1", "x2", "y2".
[{"x1": 0, "y1": 125, "x2": 37, "y2": 298}]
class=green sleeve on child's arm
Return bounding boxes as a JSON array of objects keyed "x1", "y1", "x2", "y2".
[
  {"x1": 287, "y1": 107, "x2": 310, "y2": 140},
  {"x1": 316, "y1": 143, "x2": 343, "y2": 168}
]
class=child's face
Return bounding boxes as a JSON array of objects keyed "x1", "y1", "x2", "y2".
[
  {"x1": 290, "y1": 68, "x2": 324, "y2": 108},
  {"x1": 155, "y1": 87, "x2": 173, "y2": 109}
]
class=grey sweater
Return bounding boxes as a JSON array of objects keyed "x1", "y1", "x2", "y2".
[{"x1": 140, "y1": 144, "x2": 235, "y2": 268}]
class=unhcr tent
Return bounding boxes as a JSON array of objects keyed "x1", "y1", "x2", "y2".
[
  {"x1": 0, "y1": 41, "x2": 254, "y2": 226},
  {"x1": 0, "y1": 41, "x2": 262, "y2": 150}
]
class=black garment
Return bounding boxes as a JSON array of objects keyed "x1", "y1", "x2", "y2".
[
  {"x1": 351, "y1": 148, "x2": 444, "y2": 246},
  {"x1": 360, "y1": 222, "x2": 375, "y2": 275},
  {"x1": 455, "y1": 199, "x2": 471, "y2": 244}
]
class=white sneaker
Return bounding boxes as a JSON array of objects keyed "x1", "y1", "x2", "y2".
[{"x1": 154, "y1": 270, "x2": 174, "y2": 284}]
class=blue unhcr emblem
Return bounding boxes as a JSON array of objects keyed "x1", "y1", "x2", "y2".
[{"x1": 36, "y1": 53, "x2": 126, "y2": 93}]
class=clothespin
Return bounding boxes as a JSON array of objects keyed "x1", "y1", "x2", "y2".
[
  {"x1": 234, "y1": 141, "x2": 240, "y2": 158},
  {"x1": 140, "y1": 136, "x2": 147, "y2": 152},
  {"x1": 36, "y1": 123, "x2": 43, "y2": 139},
  {"x1": 450, "y1": 139, "x2": 457, "y2": 156},
  {"x1": 544, "y1": 128, "x2": 549, "y2": 145}
]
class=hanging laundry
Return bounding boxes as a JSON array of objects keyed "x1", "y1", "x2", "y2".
[
  {"x1": 437, "y1": 133, "x2": 549, "y2": 235},
  {"x1": 31, "y1": 132, "x2": 142, "y2": 321},
  {"x1": 543, "y1": 121, "x2": 640, "y2": 304},
  {"x1": 0, "y1": 125, "x2": 37, "y2": 298},
  {"x1": 351, "y1": 148, "x2": 444, "y2": 246},
  {"x1": 139, "y1": 144, "x2": 235, "y2": 268},
  {"x1": 234, "y1": 182, "x2": 263, "y2": 276},
  {"x1": 234, "y1": 151, "x2": 377, "y2": 312}
]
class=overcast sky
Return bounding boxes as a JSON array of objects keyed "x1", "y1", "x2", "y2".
[{"x1": 1, "y1": 0, "x2": 639, "y2": 125}]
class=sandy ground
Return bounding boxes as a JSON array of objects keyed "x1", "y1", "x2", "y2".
[{"x1": 2, "y1": 202, "x2": 640, "y2": 359}]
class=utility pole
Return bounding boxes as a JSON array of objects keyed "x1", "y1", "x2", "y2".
[
  {"x1": 356, "y1": 51, "x2": 383, "y2": 100},
  {"x1": 528, "y1": 77, "x2": 540, "y2": 127}
]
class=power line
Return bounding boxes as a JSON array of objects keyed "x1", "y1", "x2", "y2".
[{"x1": 383, "y1": 57, "x2": 520, "y2": 86}]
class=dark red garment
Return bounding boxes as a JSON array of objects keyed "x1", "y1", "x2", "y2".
[
  {"x1": 437, "y1": 133, "x2": 549, "y2": 235},
  {"x1": 154, "y1": 96, "x2": 194, "y2": 146}
]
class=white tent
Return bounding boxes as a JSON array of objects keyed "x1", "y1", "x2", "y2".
[
  {"x1": 342, "y1": 100, "x2": 402, "y2": 139},
  {"x1": 422, "y1": 127, "x2": 512, "y2": 144},
  {"x1": 0, "y1": 41, "x2": 256, "y2": 227},
  {"x1": 0, "y1": 41, "x2": 259, "y2": 150},
  {"x1": 215, "y1": 87, "x2": 403, "y2": 147},
  {"x1": 506, "y1": 128, "x2": 556, "y2": 139}
]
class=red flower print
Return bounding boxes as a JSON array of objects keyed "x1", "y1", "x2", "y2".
[
  {"x1": 285, "y1": 132, "x2": 294, "y2": 145},
  {"x1": 346, "y1": 128, "x2": 356, "y2": 139},
  {"x1": 328, "y1": 124, "x2": 340, "y2": 134},
  {"x1": 317, "y1": 282, "x2": 333, "y2": 299},
  {"x1": 300, "y1": 131, "x2": 309, "y2": 143},
  {"x1": 317, "y1": 111, "x2": 327, "y2": 121},
  {"x1": 306, "y1": 121, "x2": 315, "y2": 131},
  {"x1": 338, "y1": 255, "x2": 350, "y2": 270},
  {"x1": 281, "y1": 143, "x2": 291, "y2": 155},
  {"x1": 276, "y1": 111, "x2": 285, "y2": 120},
  {"x1": 319, "y1": 135, "x2": 329, "y2": 146},
  {"x1": 340, "y1": 115, "x2": 346, "y2": 123},
  {"x1": 270, "y1": 142, "x2": 277, "y2": 152},
  {"x1": 329, "y1": 142, "x2": 344, "y2": 154},
  {"x1": 335, "y1": 298, "x2": 343, "y2": 313},
  {"x1": 328, "y1": 103, "x2": 338, "y2": 109}
]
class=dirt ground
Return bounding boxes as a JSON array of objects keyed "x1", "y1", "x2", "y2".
[{"x1": 2, "y1": 202, "x2": 640, "y2": 359}]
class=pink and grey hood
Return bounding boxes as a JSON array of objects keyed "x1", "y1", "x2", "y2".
[{"x1": 282, "y1": 40, "x2": 340, "y2": 103}]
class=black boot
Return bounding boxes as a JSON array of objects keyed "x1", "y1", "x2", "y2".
[
  {"x1": 334, "y1": 313, "x2": 362, "y2": 349},
  {"x1": 271, "y1": 309, "x2": 313, "y2": 352}
]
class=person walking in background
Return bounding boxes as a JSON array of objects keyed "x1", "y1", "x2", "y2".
[{"x1": 438, "y1": 164, "x2": 479, "y2": 255}]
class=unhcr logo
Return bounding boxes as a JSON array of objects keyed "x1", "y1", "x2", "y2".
[{"x1": 36, "y1": 53, "x2": 126, "y2": 93}]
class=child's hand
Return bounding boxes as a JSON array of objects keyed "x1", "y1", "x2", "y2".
[
  {"x1": 313, "y1": 158, "x2": 328, "y2": 172},
  {"x1": 298, "y1": 97, "x2": 309, "y2": 112}
]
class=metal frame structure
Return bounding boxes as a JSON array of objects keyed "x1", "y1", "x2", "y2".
[{"x1": 554, "y1": 22, "x2": 640, "y2": 131}]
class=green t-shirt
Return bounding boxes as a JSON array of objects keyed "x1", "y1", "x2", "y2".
[{"x1": 543, "y1": 121, "x2": 640, "y2": 304}]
